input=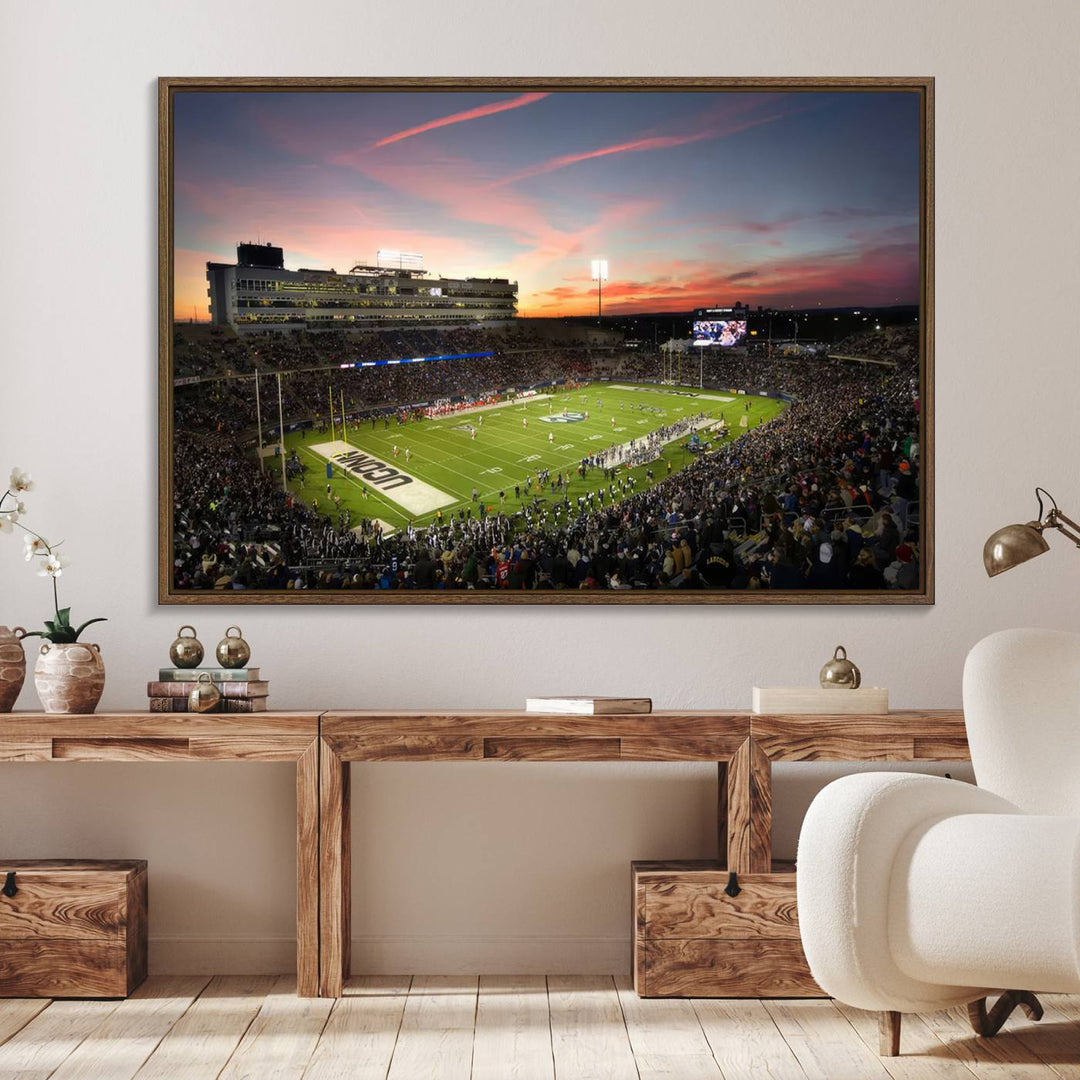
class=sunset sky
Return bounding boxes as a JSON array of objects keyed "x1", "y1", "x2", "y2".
[{"x1": 173, "y1": 89, "x2": 920, "y2": 320}]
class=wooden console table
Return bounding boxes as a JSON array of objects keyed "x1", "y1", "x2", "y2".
[
  {"x1": 2, "y1": 708, "x2": 971, "y2": 999},
  {"x1": 0, "y1": 712, "x2": 322, "y2": 997},
  {"x1": 318, "y1": 708, "x2": 969, "y2": 998},
  {"x1": 318, "y1": 710, "x2": 749, "y2": 997}
]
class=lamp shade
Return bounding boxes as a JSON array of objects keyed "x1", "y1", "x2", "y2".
[{"x1": 983, "y1": 522, "x2": 1050, "y2": 577}]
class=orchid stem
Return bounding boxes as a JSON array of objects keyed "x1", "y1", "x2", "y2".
[
  {"x1": 8, "y1": 516, "x2": 62, "y2": 615},
  {"x1": 5, "y1": 475, "x2": 82, "y2": 638}
]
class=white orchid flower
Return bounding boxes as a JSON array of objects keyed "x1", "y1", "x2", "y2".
[
  {"x1": 38, "y1": 553, "x2": 69, "y2": 578},
  {"x1": 8, "y1": 469, "x2": 34, "y2": 493},
  {"x1": 0, "y1": 513, "x2": 14, "y2": 534},
  {"x1": 23, "y1": 534, "x2": 49, "y2": 560}
]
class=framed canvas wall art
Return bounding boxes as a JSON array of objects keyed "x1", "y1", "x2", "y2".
[{"x1": 159, "y1": 77, "x2": 933, "y2": 604}]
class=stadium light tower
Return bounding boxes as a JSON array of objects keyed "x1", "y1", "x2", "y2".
[{"x1": 591, "y1": 258, "x2": 608, "y2": 322}]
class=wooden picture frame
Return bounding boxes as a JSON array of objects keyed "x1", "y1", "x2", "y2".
[{"x1": 160, "y1": 77, "x2": 933, "y2": 605}]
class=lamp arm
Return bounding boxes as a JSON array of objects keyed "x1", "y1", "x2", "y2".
[{"x1": 1047, "y1": 509, "x2": 1080, "y2": 548}]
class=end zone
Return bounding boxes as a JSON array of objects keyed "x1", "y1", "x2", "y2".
[{"x1": 310, "y1": 441, "x2": 457, "y2": 516}]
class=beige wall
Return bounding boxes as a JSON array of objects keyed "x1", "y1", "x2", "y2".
[{"x1": 2, "y1": 0, "x2": 1078, "y2": 973}]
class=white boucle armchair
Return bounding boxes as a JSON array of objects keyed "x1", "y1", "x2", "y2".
[{"x1": 797, "y1": 628, "x2": 1080, "y2": 1056}]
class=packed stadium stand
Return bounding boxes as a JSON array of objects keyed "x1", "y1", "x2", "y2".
[{"x1": 171, "y1": 324, "x2": 921, "y2": 592}]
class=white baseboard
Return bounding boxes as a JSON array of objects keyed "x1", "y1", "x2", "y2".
[{"x1": 149, "y1": 935, "x2": 630, "y2": 975}]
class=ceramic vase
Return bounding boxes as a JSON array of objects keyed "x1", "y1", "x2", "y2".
[
  {"x1": 34, "y1": 642, "x2": 106, "y2": 714},
  {"x1": 0, "y1": 626, "x2": 27, "y2": 712}
]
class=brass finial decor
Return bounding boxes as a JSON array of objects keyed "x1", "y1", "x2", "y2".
[
  {"x1": 984, "y1": 488, "x2": 1080, "y2": 577},
  {"x1": 187, "y1": 672, "x2": 221, "y2": 713},
  {"x1": 168, "y1": 626, "x2": 204, "y2": 668},
  {"x1": 215, "y1": 626, "x2": 251, "y2": 669},
  {"x1": 819, "y1": 646, "x2": 862, "y2": 689}
]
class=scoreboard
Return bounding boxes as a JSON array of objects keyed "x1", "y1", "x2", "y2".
[{"x1": 693, "y1": 308, "x2": 748, "y2": 347}]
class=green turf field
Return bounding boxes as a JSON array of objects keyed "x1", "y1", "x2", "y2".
[{"x1": 272, "y1": 382, "x2": 785, "y2": 533}]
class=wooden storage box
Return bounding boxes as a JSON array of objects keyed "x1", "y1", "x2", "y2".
[
  {"x1": 632, "y1": 860, "x2": 822, "y2": 998},
  {"x1": 0, "y1": 859, "x2": 148, "y2": 998}
]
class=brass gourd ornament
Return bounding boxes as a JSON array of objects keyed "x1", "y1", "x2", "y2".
[
  {"x1": 169, "y1": 625, "x2": 204, "y2": 669},
  {"x1": 215, "y1": 626, "x2": 251, "y2": 669},
  {"x1": 820, "y1": 645, "x2": 862, "y2": 689},
  {"x1": 188, "y1": 672, "x2": 221, "y2": 713}
]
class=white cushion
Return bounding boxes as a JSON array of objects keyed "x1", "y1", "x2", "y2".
[
  {"x1": 890, "y1": 812, "x2": 1080, "y2": 993},
  {"x1": 797, "y1": 771, "x2": 1018, "y2": 1011}
]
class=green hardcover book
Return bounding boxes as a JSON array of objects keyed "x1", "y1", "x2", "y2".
[{"x1": 158, "y1": 668, "x2": 261, "y2": 682}]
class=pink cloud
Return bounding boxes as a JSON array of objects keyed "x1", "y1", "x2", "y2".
[
  {"x1": 320, "y1": 96, "x2": 814, "y2": 304},
  {"x1": 335, "y1": 144, "x2": 663, "y2": 288},
  {"x1": 177, "y1": 92, "x2": 915, "y2": 317},
  {"x1": 493, "y1": 110, "x2": 791, "y2": 188},
  {"x1": 371, "y1": 92, "x2": 550, "y2": 149}
]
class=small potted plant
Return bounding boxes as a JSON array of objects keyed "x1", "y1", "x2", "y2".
[{"x1": 1, "y1": 468, "x2": 107, "y2": 714}]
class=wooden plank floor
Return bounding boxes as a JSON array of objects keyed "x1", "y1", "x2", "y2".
[{"x1": 1, "y1": 976, "x2": 1078, "y2": 1079}]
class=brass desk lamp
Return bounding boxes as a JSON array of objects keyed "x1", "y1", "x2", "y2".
[{"x1": 984, "y1": 488, "x2": 1080, "y2": 577}]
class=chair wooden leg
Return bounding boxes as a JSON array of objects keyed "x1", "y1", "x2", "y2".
[
  {"x1": 968, "y1": 997, "x2": 989, "y2": 1035},
  {"x1": 968, "y1": 991, "x2": 1044, "y2": 1038},
  {"x1": 879, "y1": 1010, "x2": 902, "y2": 1056}
]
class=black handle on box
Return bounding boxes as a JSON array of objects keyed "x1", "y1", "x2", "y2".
[
  {"x1": 724, "y1": 871, "x2": 741, "y2": 898},
  {"x1": 2, "y1": 871, "x2": 16, "y2": 898}
]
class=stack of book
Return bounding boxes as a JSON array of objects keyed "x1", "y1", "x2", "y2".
[{"x1": 148, "y1": 668, "x2": 269, "y2": 713}]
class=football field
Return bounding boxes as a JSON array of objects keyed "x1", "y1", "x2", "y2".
[{"x1": 274, "y1": 382, "x2": 786, "y2": 533}]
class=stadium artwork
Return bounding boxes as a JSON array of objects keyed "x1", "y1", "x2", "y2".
[{"x1": 159, "y1": 77, "x2": 933, "y2": 604}]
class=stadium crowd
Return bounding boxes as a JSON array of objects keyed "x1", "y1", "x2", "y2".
[
  {"x1": 171, "y1": 326, "x2": 922, "y2": 592},
  {"x1": 173, "y1": 327, "x2": 596, "y2": 436}
]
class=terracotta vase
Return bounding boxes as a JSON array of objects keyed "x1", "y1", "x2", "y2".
[
  {"x1": 0, "y1": 626, "x2": 27, "y2": 713},
  {"x1": 34, "y1": 642, "x2": 106, "y2": 714}
]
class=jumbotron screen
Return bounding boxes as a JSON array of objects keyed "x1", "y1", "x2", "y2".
[{"x1": 693, "y1": 319, "x2": 748, "y2": 347}]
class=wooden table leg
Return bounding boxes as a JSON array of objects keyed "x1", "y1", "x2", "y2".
[
  {"x1": 717, "y1": 760, "x2": 728, "y2": 869},
  {"x1": 750, "y1": 741, "x2": 773, "y2": 873},
  {"x1": 726, "y1": 738, "x2": 772, "y2": 874},
  {"x1": 319, "y1": 738, "x2": 351, "y2": 997},
  {"x1": 296, "y1": 738, "x2": 320, "y2": 997}
]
